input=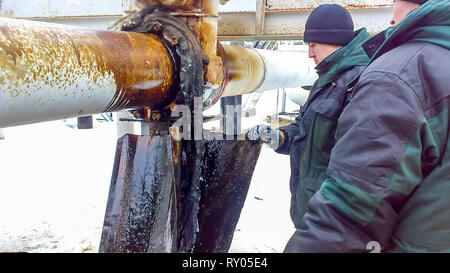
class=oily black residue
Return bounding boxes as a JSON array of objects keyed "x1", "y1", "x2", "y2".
[
  {"x1": 99, "y1": 131, "x2": 262, "y2": 253},
  {"x1": 194, "y1": 132, "x2": 263, "y2": 253},
  {"x1": 99, "y1": 8, "x2": 261, "y2": 253},
  {"x1": 99, "y1": 134, "x2": 178, "y2": 253}
]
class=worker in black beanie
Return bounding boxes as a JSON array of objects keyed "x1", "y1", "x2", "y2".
[
  {"x1": 247, "y1": 4, "x2": 372, "y2": 231},
  {"x1": 303, "y1": 4, "x2": 356, "y2": 47}
]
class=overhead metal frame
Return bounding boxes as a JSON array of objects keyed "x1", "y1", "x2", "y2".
[{"x1": 0, "y1": 0, "x2": 394, "y2": 40}]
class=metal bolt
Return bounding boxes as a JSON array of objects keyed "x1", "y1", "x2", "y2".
[
  {"x1": 122, "y1": 22, "x2": 136, "y2": 31},
  {"x1": 152, "y1": 113, "x2": 161, "y2": 121},
  {"x1": 133, "y1": 111, "x2": 141, "y2": 119},
  {"x1": 171, "y1": 37, "x2": 179, "y2": 46},
  {"x1": 153, "y1": 22, "x2": 162, "y2": 32}
]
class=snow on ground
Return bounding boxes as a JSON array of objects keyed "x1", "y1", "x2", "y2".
[
  {"x1": 0, "y1": 120, "x2": 115, "y2": 253},
  {"x1": 0, "y1": 91, "x2": 297, "y2": 253},
  {"x1": 229, "y1": 146, "x2": 295, "y2": 253}
]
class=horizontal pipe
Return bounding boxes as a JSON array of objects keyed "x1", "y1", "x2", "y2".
[
  {"x1": 0, "y1": 18, "x2": 174, "y2": 128},
  {"x1": 221, "y1": 45, "x2": 310, "y2": 97},
  {"x1": 0, "y1": 13, "x2": 312, "y2": 128},
  {"x1": 220, "y1": 45, "x2": 265, "y2": 97}
]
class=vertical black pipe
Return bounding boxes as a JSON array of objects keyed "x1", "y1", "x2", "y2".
[{"x1": 220, "y1": 95, "x2": 242, "y2": 137}]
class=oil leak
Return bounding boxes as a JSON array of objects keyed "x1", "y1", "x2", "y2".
[
  {"x1": 194, "y1": 131, "x2": 263, "y2": 253},
  {"x1": 99, "y1": 130, "x2": 263, "y2": 253},
  {"x1": 99, "y1": 134, "x2": 179, "y2": 253},
  {"x1": 100, "y1": 6, "x2": 262, "y2": 253}
]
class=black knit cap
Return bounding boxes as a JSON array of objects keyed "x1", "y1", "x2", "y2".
[
  {"x1": 405, "y1": 0, "x2": 428, "y2": 4},
  {"x1": 304, "y1": 4, "x2": 355, "y2": 46}
]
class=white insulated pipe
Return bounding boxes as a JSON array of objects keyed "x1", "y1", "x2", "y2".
[{"x1": 220, "y1": 45, "x2": 312, "y2": 98}]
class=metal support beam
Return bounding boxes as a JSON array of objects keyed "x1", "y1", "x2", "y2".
[
  {"x1": 0, "y1": 0, "x2": 394, "y2": 40},
  {"x1": 281, "y1": 89, "x2": 286, "y2": 113},
  {"x1": 265, "y1": 0, "x2": 392, "y2": 11},
  {"x1": 255, "y1": 0, "x2": 265, "y2": 36},
  {"x1": 117, "y1": 111, "x2": 137, "y2": 138},
  {"x1": 218, "y1": 1, "x2": 393, "y2": 40}
]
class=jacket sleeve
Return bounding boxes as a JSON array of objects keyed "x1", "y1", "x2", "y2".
[
  {"x1": 274, "y1": 112, "x2": 303, "y2": 155},
  {"x1": 284, "y1": 72, "x2": 427, "y2": 252}
]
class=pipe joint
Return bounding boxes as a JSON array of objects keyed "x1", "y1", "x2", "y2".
[{"x1": 120, "y1": 8, "x2": 209, "y2": 123}]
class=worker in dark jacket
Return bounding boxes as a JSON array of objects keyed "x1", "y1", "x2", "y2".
[
  {"x1": 248, "y1": 4, "x2": 371, "y2": 228},
  {"x1": 285, "y1": 0, "x2": 450, "y2": 252}
]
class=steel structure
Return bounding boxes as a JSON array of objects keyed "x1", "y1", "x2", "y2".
[{"x1": 0, "y1": 0, "x2": 394, "y2": 39}]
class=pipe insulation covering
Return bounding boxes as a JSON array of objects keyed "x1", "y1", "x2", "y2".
[{"x1": 221, "y1": 45, "x2": 309, "y2": 97}]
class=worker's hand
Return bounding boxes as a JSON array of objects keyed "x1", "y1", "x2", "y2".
[{"x1": 246, "y1": 125, "x2": 283, "y2": 149}]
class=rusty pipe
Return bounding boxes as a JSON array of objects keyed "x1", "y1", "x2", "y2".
[
  {"x1": 0, "y1": 9, "x2": 311, "y2": 128},
  {"x1": 0, "y1": 17, "x2": 175, "y2": 128},
  {"x1": 218, "y1": 45, "x2": 310, "y2": 98}
]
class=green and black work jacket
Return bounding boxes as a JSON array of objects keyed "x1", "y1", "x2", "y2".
[{"x1": 275, "y1": 29, "x2": 371, "y2": 228}]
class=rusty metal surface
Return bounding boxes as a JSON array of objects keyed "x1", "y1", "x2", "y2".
[
  {"x1": 221, "y1": 45, "x2": 265, "y2": 97},
  {"x1": 123, "y1": 1, "x2": 223, "y2": 107},
  {"x1": 266, "y1": 0, "x2": 393, "y2": 11},
  {"x1": 218, "y1": 7, "x2": 392, "y2": 39},
  {"x1": 0, "y1": 17, "x2": 174, "y2": 128},
  {"x1": 134, "y1": 0, "x2": 218, "y2": 15},
  {"x1": 219, "y1": 0, "x2": 256, "y2": 13},
  {"x1": 218, "y1": 45, "x2": 308, "y2": 98}
]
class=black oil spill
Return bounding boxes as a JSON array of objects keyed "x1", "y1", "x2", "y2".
[
  {"x1": 99, "y1": 9, "x2": 261, "y2": 254},
  {"x1": 99, "y1": 134, "x2": 178, "y2": 253},
  {"x1": 194, "y1": 132, "x2": 263, "y2": 253},
  {"x1": 99, "y1": 131, "x2": 262, "y2": 253}
]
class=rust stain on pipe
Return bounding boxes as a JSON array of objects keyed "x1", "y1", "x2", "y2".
[
  {"x1": 134, "y1": 0, "x2": 222, "y2": 97},
  {"x1": 220, "y1": 45, "x2": 264, "y2": 97},
  {"x1": 265, "y1": 4, "x2": 393, "y2": 12},
  {"x1": 97, "y1": 31, "x2": 175, "y2": 111},
  {"x1": 0, "y1": 18, "x2": 174, "y2": 111},
  {"x1": 188, "y1": 18, "x2": 223, "y2": 87}
]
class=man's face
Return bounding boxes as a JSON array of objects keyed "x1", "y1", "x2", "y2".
[
  {"x1": 390, "y1": 0, "x2": 421, "y2": 26},
  {"x1": 308, "y1": 42, "x2": 342, "y2": 65}
]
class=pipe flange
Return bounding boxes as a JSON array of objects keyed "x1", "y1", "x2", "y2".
[{"x1": 121, "y1": 7, "x2": 210, "y2": 122}]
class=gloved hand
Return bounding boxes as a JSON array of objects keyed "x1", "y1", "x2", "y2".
[{"x1": 246, "y1": 125, "x2": 284, "y2": 149}]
